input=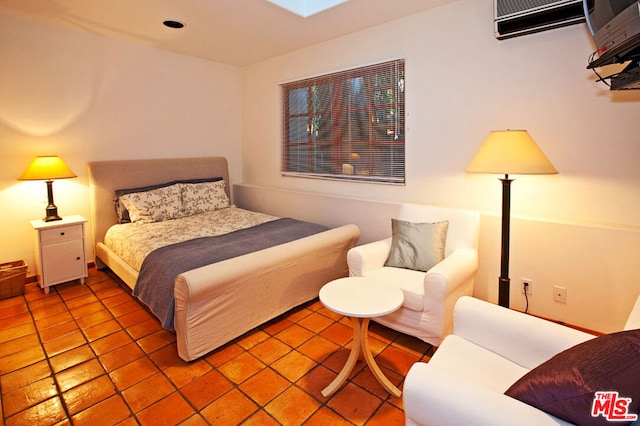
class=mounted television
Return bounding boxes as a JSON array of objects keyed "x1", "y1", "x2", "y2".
[{"x1": 584, "y1": 0, "x2": 640, "y2": 68}]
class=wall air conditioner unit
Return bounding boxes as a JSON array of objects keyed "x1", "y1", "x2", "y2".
[{"x1": 494, "y1": 0, "x2": 586, "y2": 39}]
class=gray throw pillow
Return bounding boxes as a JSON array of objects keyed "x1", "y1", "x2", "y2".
[{"x1": 385, "y1": 219, "x2": 449, "y2": 272}]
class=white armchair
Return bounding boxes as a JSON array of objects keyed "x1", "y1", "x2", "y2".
[
  {"x1": 403, "y1": 295, "x2": 640, "y2": 426},
  {"x1": 347, "y1": 203, "x2": 480, "y2": 346}
]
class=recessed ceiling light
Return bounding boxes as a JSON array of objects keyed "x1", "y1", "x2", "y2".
[
  {"x1": 266, "y1": 0, "x2": 349, "y2": 18},
  {"x1": 163, "y1": 20, "x2": 185, "y2": 29}
]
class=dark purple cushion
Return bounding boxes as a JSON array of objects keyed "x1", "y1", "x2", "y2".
[{"x1": 505, "y1": 329, "x2": 640, "y2": 425}]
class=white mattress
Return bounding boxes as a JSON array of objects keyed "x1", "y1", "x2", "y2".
[{"x1": 103, "y1": 206, "x2": 277, "y2": 271}]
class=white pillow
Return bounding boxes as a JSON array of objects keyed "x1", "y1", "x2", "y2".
[
  {"x1": 181, "y1": 180, "x2": 230, "y2": 216},
  {"x1": 119, "y1": 183, "x2": 183, "y2": 223}
]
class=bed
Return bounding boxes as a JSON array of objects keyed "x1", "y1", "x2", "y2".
[{"x1": 87, "y1": 157, "x2": 360, "y2": 361}]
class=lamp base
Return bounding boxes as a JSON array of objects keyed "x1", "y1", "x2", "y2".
[
  {"x1": 43, "y1": 205, "x2": 62, "y2": 222},
  {"x1": 498, "y1": 276, "x2": 510, "y2": 308}
]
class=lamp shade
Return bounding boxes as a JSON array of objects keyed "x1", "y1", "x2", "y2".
[
  {"x1": 465, "y1": 130, "x2": 558, "y2": 175},
  {"x1": 18, "y1": 156, "x2": 77, "y2": 181}
]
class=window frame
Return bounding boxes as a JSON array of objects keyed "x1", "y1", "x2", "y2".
[{"x1": 280, "y1": 59, "x2": 406, "y2": 185}]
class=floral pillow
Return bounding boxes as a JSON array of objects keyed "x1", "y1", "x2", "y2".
[
  {"x1": 119, "y1": 183, "x2": 183, "y2": 223},
  {"x1": 115, "y1": 181, "x2": 176, "y2": 223},
  {"x1": 181, "y1": 180, "x2": 230, "y2": 216}
]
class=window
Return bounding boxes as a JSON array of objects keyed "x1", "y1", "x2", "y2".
[{"x1": 281, "y1": 59, "x2": 405, "y2": 184}]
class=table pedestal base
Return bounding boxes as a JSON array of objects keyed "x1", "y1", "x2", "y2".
[{"x1": 321, "y1": 317, "x2": 401, "y2": 398}]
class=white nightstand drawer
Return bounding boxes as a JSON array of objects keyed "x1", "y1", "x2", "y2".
[
  {"x1": 40, "y1": 224, "x2": 83, "y2": 244},
  {"x1": 31, "y1": 215, "x2": 88, "y2": 293}
]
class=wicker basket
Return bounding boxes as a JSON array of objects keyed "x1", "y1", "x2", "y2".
[{"x1": 0, "y1": 260, "x2": 28, "y2": 299}]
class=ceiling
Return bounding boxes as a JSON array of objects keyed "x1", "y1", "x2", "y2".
[{"x1": 0, "y1": 0, "x2": 458, "y2": 66}]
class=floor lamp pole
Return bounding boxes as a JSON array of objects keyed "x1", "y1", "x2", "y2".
[{"x1": 499, "y1": 175, "x2": 512, "y2": 308}]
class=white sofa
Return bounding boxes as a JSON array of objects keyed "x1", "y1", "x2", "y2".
[
  {"x1": 404, "y1": 295, "x2": 640, "y2": 426},
  {"x1": 347, "y1": 203, "x2": 480, "y2": 346}
]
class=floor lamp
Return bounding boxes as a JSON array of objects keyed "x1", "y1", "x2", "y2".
[{"x1": 465, "y1": 130, "x2": 557, "y2": 308}]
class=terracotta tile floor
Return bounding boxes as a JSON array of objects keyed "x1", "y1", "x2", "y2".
[{"x1": 0, "y1": 268, "x2": 433, "y2": 425}]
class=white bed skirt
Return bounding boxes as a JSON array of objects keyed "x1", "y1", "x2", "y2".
[
  {"x1": 99, "y1": 223, "x2": 359, "y2": 361},
  {"x1": 174, "y1": 223, "x2": 359, "y2": 360}
]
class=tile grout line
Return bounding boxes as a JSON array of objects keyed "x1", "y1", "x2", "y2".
[
  {"x1": 23, "y1": 286, "x2": 75, "y2": 423},
  {"x1": 4, "y1": 269, "x2": 433, "y2": 424},
  {"x1": 88, "y1": 273, "x2": 197, "y2": 422}
]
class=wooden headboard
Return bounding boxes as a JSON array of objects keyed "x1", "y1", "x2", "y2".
[{"x1": 87, "y1": 157, "x2": 230, "y2": 247}]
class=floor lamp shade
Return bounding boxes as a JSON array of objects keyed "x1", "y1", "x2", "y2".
[
  {"x1": 466, "y1": 130, "x2": 557, "y2": 308},
  {"x1": 465, "y1": 130, "x2": 557, "y2": 175},
  {"x1": 19, "y1": 156, "x2": 77, "y2": 222}
]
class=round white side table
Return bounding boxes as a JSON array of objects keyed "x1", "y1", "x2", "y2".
[{"x1": 319, "y1": 276, "x2": 404, "y2": 398}]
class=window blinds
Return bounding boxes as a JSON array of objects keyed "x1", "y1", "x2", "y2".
[{"x1": 281, "y1": 59, "x2": 405, "y2": 184}]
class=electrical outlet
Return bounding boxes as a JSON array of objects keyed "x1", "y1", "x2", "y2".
[
  {"x1": 521, "y1": 278, "x2": 533, "y2": 295},
  {"x1": 553, "y1": 285, "x2": 567, "y2": 303}
]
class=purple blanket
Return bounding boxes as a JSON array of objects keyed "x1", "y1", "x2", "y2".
[{"x1": 132, "y1": 218, "x2": 328, "y2": 329}]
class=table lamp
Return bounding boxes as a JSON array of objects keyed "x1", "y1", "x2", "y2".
[
  {"x1": 465, "y1": 130, "x2": 557, "y2": 308},
  {"x1": 19, "y1": 155, "x2": 77, "y2": 222}
]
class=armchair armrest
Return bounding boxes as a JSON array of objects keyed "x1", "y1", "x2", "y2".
[
  {"x1": 347, "y1": 238, "x2": 392, "y2": 276},
  {"x1": 420, "y1": 248, "x2": 478, "y2": 343},
  {"x1": 453, "y1": 297, "x2": 594, "y2": 369},
  {"x1": 404, "y1": 363, "x2": 572, "y2": 426},
  {"x1": 424, "y1": 248, "x2": 478, "y2": 300}
]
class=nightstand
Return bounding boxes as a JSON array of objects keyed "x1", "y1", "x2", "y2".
[{"x1": 31, "y1": 215, "x2": 88, "y2": 294}]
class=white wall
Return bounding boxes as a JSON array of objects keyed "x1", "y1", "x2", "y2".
[
  {"x1": 233, "y1": 184, "x2": 640, "y2": 335},
  {"x1": 240, "y1": 0, "x2": 640, "y2": 332},
  {"x1": 0, "y1": 11, "x2": 244, "y2": 272},
  {"x1": 1, "y1": 1, "x2": 638, "y2": 333}
]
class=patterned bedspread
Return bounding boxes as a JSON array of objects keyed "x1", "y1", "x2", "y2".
[{"x1": 103, "y1": 206, "x2": 278, "y2": 271}]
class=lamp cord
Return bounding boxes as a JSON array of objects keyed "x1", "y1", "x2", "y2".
[
  {"x1": 524, "y1": 286, "x2": 530, "y2": 314},
  {"x1": 587, "y1": 50, "x2": 612, "y2": 88}
]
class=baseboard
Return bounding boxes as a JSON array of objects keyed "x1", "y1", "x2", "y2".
[
  {"x1": 515, "y1": 309, "x2": 604, "y2": 336},
  {"x1": 25, "y1": 261, "x2": 96, "y2": 284}
]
